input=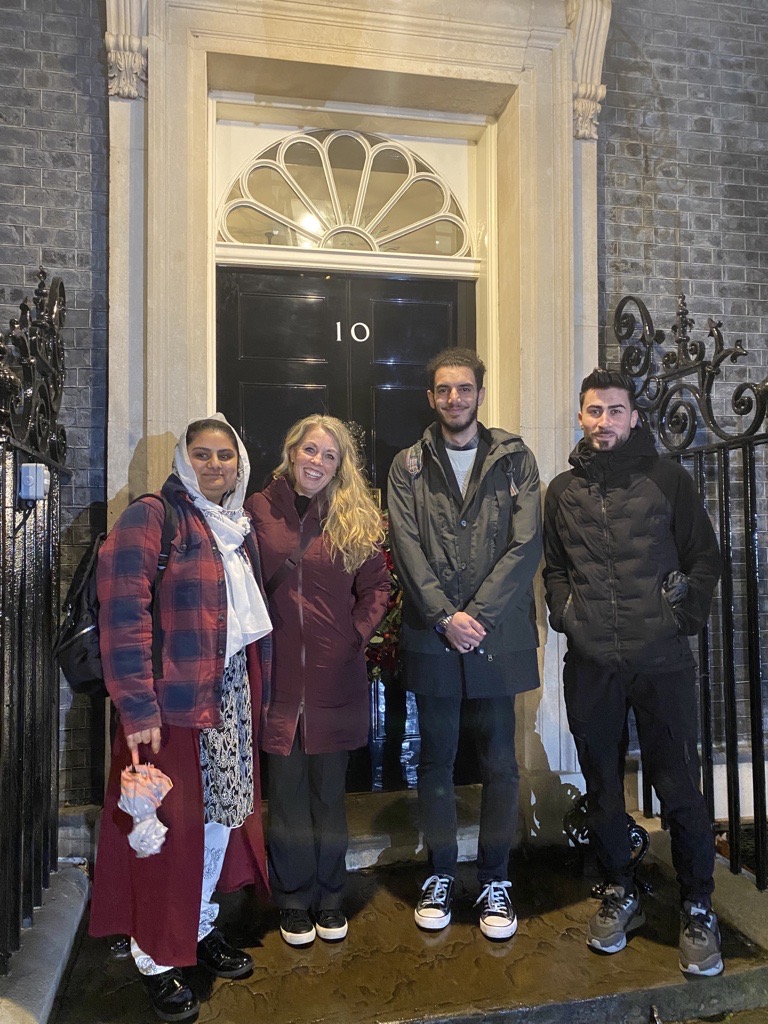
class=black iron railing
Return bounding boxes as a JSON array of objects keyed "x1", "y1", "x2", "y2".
[
  {"x1": 0, "y1": 269, "x2": 67, "y2": 975},
  {"x1": 617, "y1": 294, "x2": 768, "y2": 890}
]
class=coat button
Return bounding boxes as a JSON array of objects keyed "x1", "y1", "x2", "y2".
[
  {"x1": 460, "y1": 562, "x2": 467, "y2": 570},
  {"x1": 217, "y1": 648, "x2": 224, "y2": 656},
  {"x1": 218, "y1": 613, "x2": 225, "y2": 622},
  {"x1": 460, "y1": 520, "x2": 467, "y2": 527},
  {"x1": 218, "y1": 578, "x2": 225, "y2": 586}
]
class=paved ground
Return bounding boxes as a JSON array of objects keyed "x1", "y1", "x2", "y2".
[{"x1": 51, "y1": 851, "x2": 768, "y2": 1024}]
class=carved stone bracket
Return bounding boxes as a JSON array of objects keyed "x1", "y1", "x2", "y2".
[
  {"x1": 106, "y1": 0, "x2": 148, "y2": 99},
  {"x1": 0, "y1": 268, "x2": 67, "y2": 462},
  {"x1": 568, "y1": 0, "x2": 612, "y2": 140},
  {"x1": 615, "y1": 293, "x2": 768, "y2": 451}
]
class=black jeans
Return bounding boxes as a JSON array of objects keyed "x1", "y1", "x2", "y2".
[
  {"x1": 415, "y1": 692, "x2": 519, "y2": 884},
  {"x1": 267, "y1": 737, "x2": 350, "y2": 911},
  {"x1": 563, "y1": 654, "x2": 715, "y2": 904}
]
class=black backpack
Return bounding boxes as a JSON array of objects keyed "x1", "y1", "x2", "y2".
[{"x1": 54, "y1": 494, "x2": 178, "y2": 699}]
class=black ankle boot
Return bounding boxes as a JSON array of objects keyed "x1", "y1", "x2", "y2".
[
  {"x1": 196, "y1": 928, "x2": 253, "y2": 978},
  {"x1": 142, "y1": 969, "x2": 199, "y2": 1022}
]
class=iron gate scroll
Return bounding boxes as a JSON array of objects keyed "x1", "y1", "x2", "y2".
[
  {"x1": 616, "y1": 293, "x2": 768, "y2": 890},
  {"x1": 0, "y1": 269, "x2": 67, "y2": 974}
]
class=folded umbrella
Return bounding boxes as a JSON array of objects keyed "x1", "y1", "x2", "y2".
[{"x1": 118, "y1": 749, "x2": 173, "y2": 858}]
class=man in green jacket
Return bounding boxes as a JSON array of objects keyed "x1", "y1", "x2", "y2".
[{"x1": 387, "y1": 347, "x2": 542, "y2": 941}]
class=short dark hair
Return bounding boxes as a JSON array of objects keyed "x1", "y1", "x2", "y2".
[
  {"x1": 426, "y1": 347, "x2": 486, "y2": 390},
  {"x1": 579, "y1": 368, "x2": 637, "y2": 410}
]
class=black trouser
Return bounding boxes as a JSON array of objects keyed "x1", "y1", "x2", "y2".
[
  {"x1": 267, "y1": 737, "x2": 350, "y2": 911},
  {"x1": 415, "y1": 692, "x2": 519, "y2": 884},
  {"x1": 563, "y1": 654, "x2": 715, "y2": 905}
]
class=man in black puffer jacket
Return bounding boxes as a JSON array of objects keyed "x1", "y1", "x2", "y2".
[{"x1": 544, "y1": 368, "x2": 723, "y2": 977}]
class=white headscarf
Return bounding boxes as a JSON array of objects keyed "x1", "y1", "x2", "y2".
[{"x1": 173, "y1": 413, "x2": 271, "y2": 664}]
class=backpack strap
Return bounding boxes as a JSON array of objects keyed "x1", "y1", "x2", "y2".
[{"x1": 132, "y1": 494, "x2": 178, "y2": 679}]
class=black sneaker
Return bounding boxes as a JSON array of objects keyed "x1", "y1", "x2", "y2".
[
  {"x1": 679, "y1": 901, "x2": 724, "y2": 976},
  {"x1": 196, "y1": 927, "x2": 253, "y2": 978},
  {"x1": 142, "y1": 968, "x2": 200, "y2": 1022},
  {"x1": 414, "y1": 874, "x2": 454, "y2": 931},
  {"x1": 475, "y1": 879, "x2": 517, "y2": 941},
  {"x1": 586, "y1": 885, "x2": 646, "y2": 953},
  {"x1": 279, "y1": 909, "x2": 316, "y2": 947},
  {"x1": 315, "y1": 909, "x2": 348, "y2": 942}
]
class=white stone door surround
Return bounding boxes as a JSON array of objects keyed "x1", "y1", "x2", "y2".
[{"x1": 105, "y1": 0, "x2": 612, "y2": 816}]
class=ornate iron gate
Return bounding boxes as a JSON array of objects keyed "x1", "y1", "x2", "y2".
[
  {"x1": 616, "y1": 293, "x2": 768, "y2": 890},
  {"x1": 0, "y1": 269, "x2": 67, "y2": 974}
]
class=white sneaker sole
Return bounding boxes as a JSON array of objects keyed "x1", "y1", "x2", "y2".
[
  {"x1": 280, "y1": 925, "x2": 316, "y2": 947},
  {"x1": 414, "y1": 910, "x2": 451, "y2": 931},
  {"x1": 480, "y1": 915, "x2": 518, "y2": 941},
  {"x1": 680, "y1": 957, "x2": 724, "y2": 977},
  {"x1": 587, "y1": 910, "x2": 646, "y2": 954},
  {"x1": 316, "y1": 921, "x2": 348, "y2": 942}
]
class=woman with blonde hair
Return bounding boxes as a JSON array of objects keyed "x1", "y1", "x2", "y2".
[{"x1": 246, "y1": 415, "x2": 390, "y2": 947}]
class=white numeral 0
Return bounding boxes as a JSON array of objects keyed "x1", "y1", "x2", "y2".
[{"x1": 334, "y1": 321, "x2": 371, "y2": 343}]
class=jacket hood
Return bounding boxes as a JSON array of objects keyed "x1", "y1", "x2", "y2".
[{"x1": 569, "y1": 425, "x2": 658, "y2": 476}]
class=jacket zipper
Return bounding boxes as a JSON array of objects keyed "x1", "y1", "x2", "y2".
[
  {"x1": 601, "y1": 492, "x2": 620, "y2": 661},
  {"x1": 296, "y1": 512, "x2": 307, "y2": 744}
]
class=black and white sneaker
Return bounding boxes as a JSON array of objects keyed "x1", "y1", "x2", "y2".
[
  {"x1": 279, "y1": 909, "x2": 316, "y2": 947},
  {"x1": 414, "y1": 874, "x2": 454, "y2": 930},
  {"x1": 475, "y1": 880, "x2": 517, "y2": 940},
  {"x1": 315, "y1": 909, "x2": 348, "y2": 942}
]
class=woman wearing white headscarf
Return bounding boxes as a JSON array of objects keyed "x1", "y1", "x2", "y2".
[{"x1": 89, "y1": 415, "x2": 272, "y2": 1023}]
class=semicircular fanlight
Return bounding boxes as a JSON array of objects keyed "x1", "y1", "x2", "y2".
[{"x1": 218, "y1": 128, "x2": 472, "y2": 258}]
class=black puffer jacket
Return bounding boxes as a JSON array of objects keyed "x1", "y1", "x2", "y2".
[{"x1": 543, "y1": 427, "x2": 721, "y2": 671}]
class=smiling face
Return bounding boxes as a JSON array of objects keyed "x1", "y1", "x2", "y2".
[
  {"x1": 187, "y1": 428, "x2": 239, "y2": 503},
  {"x1": 428, "y1": 365, "x2": 485, "y2": 446},
  {"x1": 291, "y1": 427, "x2": 340, "y2": 498},
  {"x1": 579, "y1": 387, "x2": 639, "y2": 451}
]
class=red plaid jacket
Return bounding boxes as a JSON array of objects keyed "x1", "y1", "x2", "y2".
[{"x1": 96, "y1": 475, "x2": 272, "y2": 735}]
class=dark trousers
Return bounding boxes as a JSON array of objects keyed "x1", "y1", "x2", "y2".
[
  {"x1": 415, "y1": 692, "x2": 519, "y2": 884},
  {"x1": 267, "y1": 738, "x2": 350, "y2": 911},
  {"x1": 563, "y1": 654, "x2": 715, "y2": 905}
]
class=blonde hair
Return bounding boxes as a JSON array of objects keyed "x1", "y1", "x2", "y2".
[{"x1": 274, "y1": 415, "x2": 384, "y2": 573}]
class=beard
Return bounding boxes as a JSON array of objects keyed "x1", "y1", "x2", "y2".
[{"x1": 435, "y1": 402, "x2": 479, "y2": 436}]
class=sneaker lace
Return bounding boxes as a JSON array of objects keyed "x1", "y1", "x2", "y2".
[
  {"x1": 598, "y1": 888, "x2": 630, "y2": 921},
  {"x1": 683, "y1": 904, "x2": 713, "y2": 945},
  {"x1": 422, "y1": 874, "x2": 451, "y2": 902},
  {"x1": 474, "y1": 879, "x2": 512, "y2": 912}
]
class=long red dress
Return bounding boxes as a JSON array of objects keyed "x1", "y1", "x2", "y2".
[{"x1": 89, "y1": 648, "x2": 269, "y2": 967}]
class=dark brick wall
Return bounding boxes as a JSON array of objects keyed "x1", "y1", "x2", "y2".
[
  {"x1": 0, "y1": 0, "x2": 108, "y2": 805},
  {"x1": 598, "y1": 0, "x2": 768, "y2": 377},
  {"x1": 597, "y1": 0, "x2": 768, "y2": 764}
]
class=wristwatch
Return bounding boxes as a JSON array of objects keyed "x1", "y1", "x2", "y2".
[{"x1": 435, "y1": 614, "x2": 454, "y2": 635}]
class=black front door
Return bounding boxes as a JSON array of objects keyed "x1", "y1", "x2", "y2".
[
  {"x1": 216, "y1": 267, "x2": 475, "y2": 496},
  {"x1": 216, "y1": 265, "x2": 476, "y2": 791}
]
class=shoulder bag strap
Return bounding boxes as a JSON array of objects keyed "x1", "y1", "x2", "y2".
[{"x1": 265, "y1": 519, "x2": 322, "y2": 599}]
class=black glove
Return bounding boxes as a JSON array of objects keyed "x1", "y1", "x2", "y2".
[{"x1": 662, "y1": 570, "x2": 689, "y2": 607}]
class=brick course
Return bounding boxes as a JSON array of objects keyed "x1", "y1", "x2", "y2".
[{"x1": 0, "y1": 0, "x2": 107, "y2": 805}]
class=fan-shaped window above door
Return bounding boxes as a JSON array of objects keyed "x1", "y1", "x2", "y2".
[{"x1": 216, "y1": 129, "x2": 472, "y2": 258}]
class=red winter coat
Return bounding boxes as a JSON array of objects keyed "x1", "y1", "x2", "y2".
[{"x1": 246, "y1": 476, "x2": 390, "y2": 755}]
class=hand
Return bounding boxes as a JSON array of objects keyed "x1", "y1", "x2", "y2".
[
  {"x1": 444, "y1": 611, "x2": 486, "y2": 654},
  {"x1": 125, "y1": 726, "x2": 162, "y2": 761}
]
